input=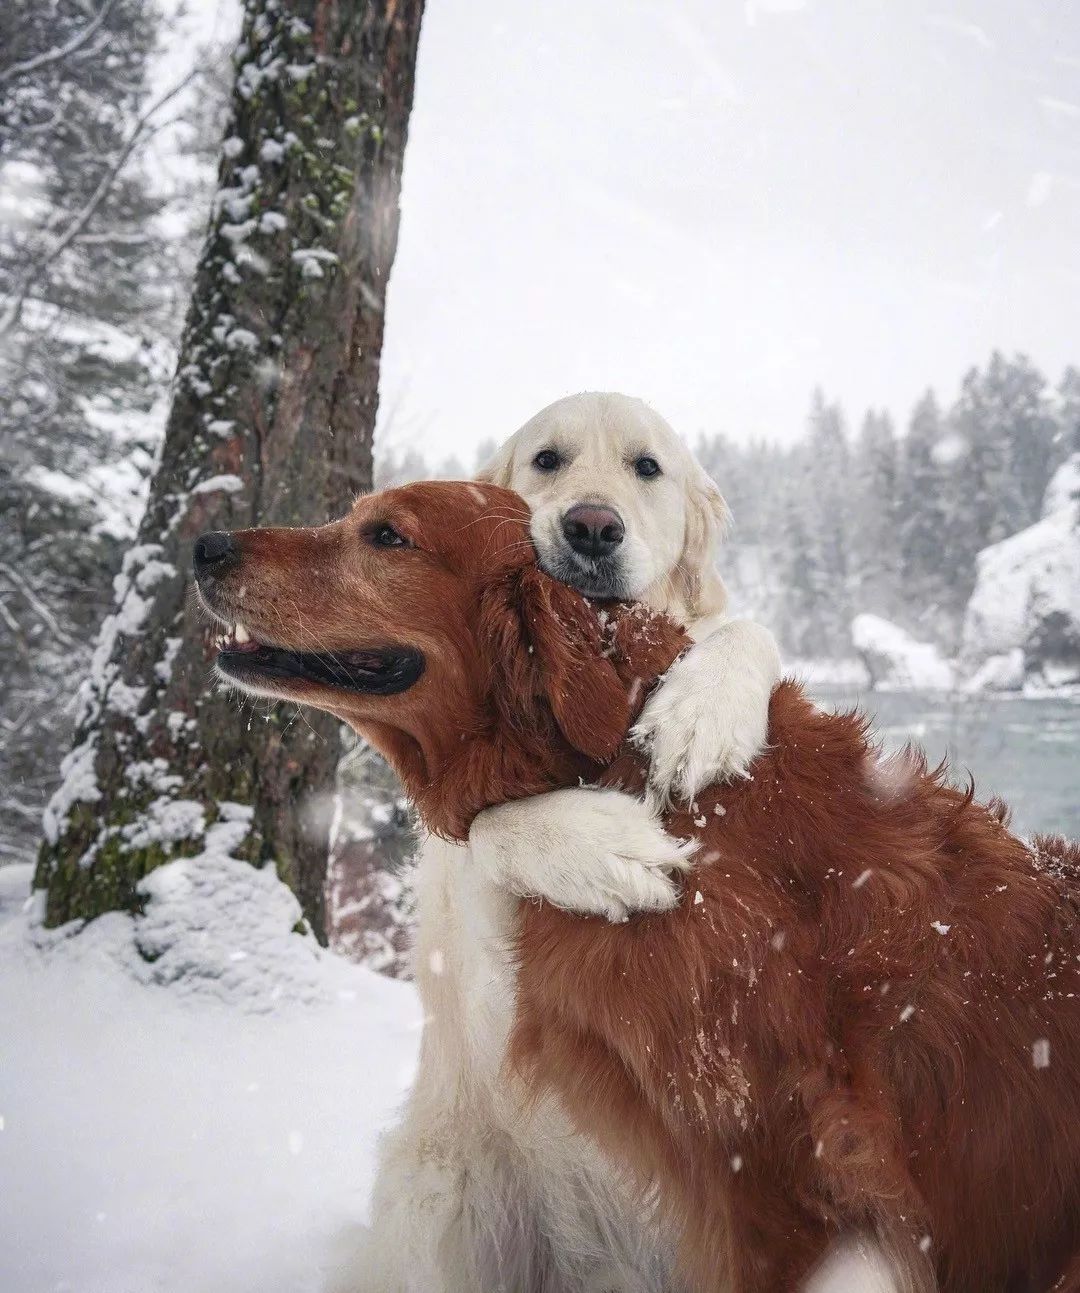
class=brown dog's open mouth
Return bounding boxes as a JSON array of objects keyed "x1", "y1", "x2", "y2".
[{"x1": 214, "y1": 623, "x2": 425, "y2": 696}]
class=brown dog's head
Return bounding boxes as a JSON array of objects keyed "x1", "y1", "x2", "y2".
[{"x1": 192, "y1": 481, "x2": 688, "y2": 837}]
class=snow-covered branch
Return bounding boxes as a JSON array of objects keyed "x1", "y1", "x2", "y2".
[
  {"x1": 0, "y1": 563, "x2": 77, "y2": 648},
  {"x1": 0, "y1": 70, "x2": 196, "y2": 338},
  {"x1": 0, "y1": 0, "x2": 118, "y2": 87}
]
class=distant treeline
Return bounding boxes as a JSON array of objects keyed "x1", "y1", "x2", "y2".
[{"x1": 697, "y1": 354, "x2": 1079, "y2": 655}]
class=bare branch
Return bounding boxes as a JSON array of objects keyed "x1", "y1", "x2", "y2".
[
  {"x1": 0, "y1": 563, "x2": 76, "y2": 647},
  {"x1": 0, "y1": 595, "x2": 21, "y2": 636},
  {"x1": 0, "y1": 798, "x2": 42, "y2": 822},
  {"x1": 73, "y1": 231, "x2": 154, "y2": 246},
  {"x1": 0, "y1": 0, "x2": 118, "y2": 87}
]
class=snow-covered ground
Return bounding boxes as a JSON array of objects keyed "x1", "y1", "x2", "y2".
[{"x1": 0, "y1": 862, "x2": 420, "y2": 1293}]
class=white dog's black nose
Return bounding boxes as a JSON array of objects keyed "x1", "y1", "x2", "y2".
[{"x1": 561, "y1": 504, "x2": 625, "y2": 559}]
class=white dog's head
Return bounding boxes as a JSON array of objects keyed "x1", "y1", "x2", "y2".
[{"x1": 478, "y1": 392, "x2": 730, "y2": 622}]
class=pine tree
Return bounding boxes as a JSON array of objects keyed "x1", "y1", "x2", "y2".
[
  {"x1": 944, "y1": 354, "x2": 1058, "y2": 611},
  {"x1": 0, "y1": 0, "x2": 176, "y2": 860},
  {"x1": 774, "y1": 485, "x2": 823, "y2": 656},
  {"x1": 850, "y1": 409, "x2": 900, "y2": 616},
  {"x1": 34, "y1": 0, "x2": 426, "y2": 936},
  {"x1": 896, "y1": 390, "x2": 953, "y2": 635},
  {"x1": 944, "y1": 365, "x2": 998, "y2": 606},
  {"x1": 803, "y1": 389, "x2": 852, "y2": 653},
  {"x1": 981, "y1": 352, "x2": 1058, "y2": 530}
]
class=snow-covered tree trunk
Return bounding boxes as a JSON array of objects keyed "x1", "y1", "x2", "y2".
[
  {"x1": 34, "y1": 0, "x2": 426, "y2": 938},
  {"x1": 326, "y1": 738, "x2": 415, "y2": 977}
]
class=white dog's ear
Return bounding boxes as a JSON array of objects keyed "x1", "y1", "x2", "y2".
[
  {"x1": 673, "y1": 465, "x2": 732, "y2": 620},
  {"x1": 476, "y1": 437, "x2": 516, "y2": 486}
]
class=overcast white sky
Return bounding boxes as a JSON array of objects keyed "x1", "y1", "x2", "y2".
[{"x1": 373, "y1": 0, "x2": 1080, "y2": 460}]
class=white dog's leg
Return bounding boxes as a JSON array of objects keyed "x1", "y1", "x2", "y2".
[
  {"x1": 326, "y1": 840, "x2": 503, "y2": 1293},
  {"x1": 469, "y1": 786, "x2": 695, "y2": 923},
  {"x1": 632, "y1": 616, "x2": 781, "y2": 804},
  {"x1": 327, "y1": 1112, "x2": 466, "y2": 1293}
]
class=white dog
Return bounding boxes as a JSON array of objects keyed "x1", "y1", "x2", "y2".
[{"x1": 338, "y1": 394, "x2": 781, "y2": 1292}]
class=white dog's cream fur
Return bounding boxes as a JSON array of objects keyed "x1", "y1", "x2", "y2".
[
  {"x1": 341, "y1": 394, "x2": 781, "y2": 1292},
  {"x1": 332, "y1": 836, "x2": 678, "y2": 1293}
]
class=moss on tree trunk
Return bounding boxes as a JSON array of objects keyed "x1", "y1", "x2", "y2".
[{"x1": 35, "y1": 0, "x2": 426, "y2": 938}]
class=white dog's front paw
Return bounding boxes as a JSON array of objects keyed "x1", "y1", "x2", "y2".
[
  {"x1": 632, "y1": 650, "x2": 769, "y2": 804},
  {"x1": 557, "y1": 789, "x2": 695, "y2": 922},
  {"x1": 469, "y1": 787, "x2": 695, "y2": 923}
]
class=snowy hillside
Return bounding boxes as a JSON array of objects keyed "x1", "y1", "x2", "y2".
[
  {"x1": 961, "y1": 454, "x2": 1080, "y2": 688},
  {"x1": 0, "y1": 863, "x2": 420, "y2": 1293}
]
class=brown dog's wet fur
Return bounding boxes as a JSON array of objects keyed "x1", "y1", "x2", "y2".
[{"x1": 195, "y1": 480, "x2": 1080, "y2": 1293}]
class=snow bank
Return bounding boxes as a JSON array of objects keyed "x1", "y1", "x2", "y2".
[
  {"x1": 961, "y1": 458, "x2": 1080, "y2": 688},
  {"x1": 850, "y1": 614, "x2": 955, "y2": 691},
  {"x1": 0, "y1": 861, "x2": 421, "y2": 1293},
  {"x1": 962, "y1": 648, "x2": 1025, "y2": 694}
]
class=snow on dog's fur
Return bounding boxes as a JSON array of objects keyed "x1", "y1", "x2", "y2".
[{"x1": 195, "y1": 479, "x2": 1080, "y2": 1293}]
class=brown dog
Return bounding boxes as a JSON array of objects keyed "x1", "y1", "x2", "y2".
[{"x1": 193, "y1": 480, "x2": 1080, "y2": 1293}]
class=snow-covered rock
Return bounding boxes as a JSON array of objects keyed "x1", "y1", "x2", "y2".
[
  {"x1": 962, "y1": 648, "x2": 1025, "y2": 694},
  {"x1": 850, "y1": 614, "x2": 955, "y2": 691},
  {"x1": 1042, "y1": 452, "x2": 1080, "y2": 518},
  {"x1": 961, "y1": 457, "x2": 1080, "y2": 688}
]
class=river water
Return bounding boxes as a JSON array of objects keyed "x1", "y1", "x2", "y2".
[{"x1": 809, "y1": 687, "x2": 1079, "y2": 840}]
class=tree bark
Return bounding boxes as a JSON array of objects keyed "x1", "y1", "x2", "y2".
[{"x1": 34, "y1": 0, "x2": 426, "y2": 939}]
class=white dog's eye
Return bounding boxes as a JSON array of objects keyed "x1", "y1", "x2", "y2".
[
  {"x1": 634, "y1": 455, "x2": 661, "y2": 479},
  {"x1": 533, "y1": 449, "x2": 561, "y2": 472}
]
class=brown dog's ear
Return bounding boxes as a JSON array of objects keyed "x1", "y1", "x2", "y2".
[{"x1": 481, "y1": 562, "x2": 631, "y2": 764}]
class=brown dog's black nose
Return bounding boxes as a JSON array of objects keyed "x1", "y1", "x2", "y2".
[
  {"x1": 193, "y1": 531, "x2": 239, "y2": 579},
  {"x1": 562, "y1": 504, "x2": 625, "y2": 560}
]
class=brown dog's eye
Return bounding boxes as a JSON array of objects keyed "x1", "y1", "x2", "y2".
[
  {"x1": 634, "y1": 455, "x2": 661, "y2": 479},
  {"x1": 369, "y1": 523, "x2": 411, "y2": 549},
  {"x1": 533, "y1": 449, "x2": 561, "y2": 472}
]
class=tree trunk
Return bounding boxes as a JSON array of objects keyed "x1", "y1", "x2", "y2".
[{"x1": 34, "y1": 0, "x2": 426, "y2": 939}]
